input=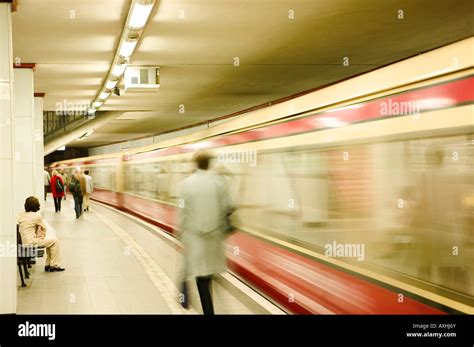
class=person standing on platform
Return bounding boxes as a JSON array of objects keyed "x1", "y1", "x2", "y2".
[
  {"x1": 83, "y1": 170, "x2": 93, "y2": 212},
  {"x1": 50, "y1": 170, "x2": 65, "y2": 212},
  {"x1": 43, "y1": 169, "x2": 50, "y2": 201},
  {"x1": 70, "y1": 169, "x2": 85, "y2": 219},
  {"x1": 60, "y1": 169, "x2": 68, "y2": 201},
  {"x1": 78, "y1": 169, "x2": 87, "y2": 207},
  {"x1": 178, "y1": 151, "x2": 233, "y2": 315}
]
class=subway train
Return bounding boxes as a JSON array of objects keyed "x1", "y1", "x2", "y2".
[{"x1": 49, "y1": 38, "x2": 474, "y2": 314}]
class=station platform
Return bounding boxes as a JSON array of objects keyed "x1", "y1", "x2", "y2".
[{"x1": 16, "y1": 196, "x2": 285, "y2": 315}]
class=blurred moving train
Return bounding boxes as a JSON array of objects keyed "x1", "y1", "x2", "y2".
[{"x1": 50, "y1": 38, "x2": 474, "y2": 314}]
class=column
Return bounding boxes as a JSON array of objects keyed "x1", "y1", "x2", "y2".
[
  {"x1": 0, "y1": 3, "x2": 16, "y2": 314},
  {"x1": 34, "y1": 96, "x2": 45, "y2": 201},
  {"x1": 13, "y1": 67, "x2": 35, "y2": 215}
]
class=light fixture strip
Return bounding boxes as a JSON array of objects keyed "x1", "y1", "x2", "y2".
[
  {"x1": 119, "y1": 39, "x2": 138, "y2": 58},
  {"x1": 106, "y1": 80, "x2": 118, "y2": 89},
  {"x1": 99, "y1": 91, "x2": 111, "y2": 100},
  {"x1": 111, "y1": 63, "x2": 128, "y2": 77},
  {"x1": 90, "y1": 0, "x2": 156, "y2": 111},
  {"x1": 128, "y1": 2, "x2": 154, "y2": 29}
]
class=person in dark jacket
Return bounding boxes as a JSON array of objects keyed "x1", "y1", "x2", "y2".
[{"x1": 70, "y1": 169, "x2": 84, "y2": 219}]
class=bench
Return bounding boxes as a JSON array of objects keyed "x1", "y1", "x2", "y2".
[{"x1": 17, "y1": 225, "x2": 45, "y2": 287}]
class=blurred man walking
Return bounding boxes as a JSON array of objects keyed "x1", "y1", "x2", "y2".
[{"x1": 178, "y1": 151, "x2": 233, "y2": 315}]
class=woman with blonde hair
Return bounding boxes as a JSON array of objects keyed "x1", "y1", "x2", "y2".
[{"x1": 50, "y1": 169, "x2": 65, "y2": 212}]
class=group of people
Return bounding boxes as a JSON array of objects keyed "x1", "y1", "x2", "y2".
[
  {"x1": 44, "y1": 169, "x2": 67, "y2": 212},
  {"x1": 17, "y1": 168, "x2": 95, "y2": 274},
  {"x1": 26, "y1": 155, "x2": 233, "y2": 314},
  {"x1": 68, "y1": 168, "x2": 94, "y2": 219},
  {"x1": 43, "y1": 168, "x2": 94, "y2": 218}
]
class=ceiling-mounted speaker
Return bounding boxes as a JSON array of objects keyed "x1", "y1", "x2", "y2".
[{"x1": 124, "y1": 66, "x2": 160, "y2": 92}]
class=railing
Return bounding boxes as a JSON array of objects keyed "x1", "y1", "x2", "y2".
[{"x1": 43, "y1": 111, "x2": 100, "y2": 143}]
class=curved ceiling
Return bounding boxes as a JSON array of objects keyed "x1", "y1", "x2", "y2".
[{"x1": 12, "y1": 0, "x2": 474, "y2": 147}]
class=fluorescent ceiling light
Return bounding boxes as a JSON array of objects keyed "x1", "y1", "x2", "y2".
[
  {"x1": 112, "y1": 63, "x2": 127, "y2": 76},
  {"x1": 119, "y1": 40, "x2": 138, "y2": 58},
  {"x1": 56, "y1": 146, "x2": 66, "y2": 151},
  {"x1": 129, "y1": 3, "x2": 154, "y2": 29},
  {"x1": 87, "y1": 108, "x2": 96, "y2": 115},
  {"x1": 99, "y1": 92, "x2": 110, "y2": 100},
  {"x1": 93, "y1": 101, "x2": 103, "y2": 108},
  {"x1": 106, "y1": 80, "x2": 118, "y2": 89}
]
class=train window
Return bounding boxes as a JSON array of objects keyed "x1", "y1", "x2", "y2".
[{"x1": 77, "y1": 132, "x2": 473, "y2": 297}]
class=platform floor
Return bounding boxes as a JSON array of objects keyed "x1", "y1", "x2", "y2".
[{"x1": 17, "y1": 194, "x2": 285, "y2": 315}]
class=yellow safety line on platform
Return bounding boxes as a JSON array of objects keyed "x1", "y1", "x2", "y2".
[
  {"x1": 93, "y1": 200, "x2": 288, "y2": 315},
  {"x1": 91, "y1": 208, "x2": 197, "y2": 315}
]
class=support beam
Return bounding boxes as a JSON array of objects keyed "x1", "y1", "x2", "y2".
[
  {"x1": 0, "y1": 0, "x2": 16, "y2": 12},
  {"x1": 12, "y1": 63, "x2": 36, "y2": 70}
]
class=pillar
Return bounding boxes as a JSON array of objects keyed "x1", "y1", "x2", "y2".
[
  {"x1": 34, "y1": 96, "x2": 44, "y2": 201},
  {"x1": 13, "y1": 67, "x2": 35, "y2": 215},
  {"x1": 0, "y1": 2, "x2": 17, "y2": 314}
]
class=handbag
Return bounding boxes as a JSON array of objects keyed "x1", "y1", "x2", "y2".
[
  {"x1": 55, "y1": 178, "x2": 64, "y2": 193},
  {"x1": 69, "y1": 180, "x2": 76, "y2": 194},
  {"x1": 179, "y1": 280, "x2": 189, "y2": 309},
  {"x1": 69, "y1": 179, "x2": 82, "y2": 195}
]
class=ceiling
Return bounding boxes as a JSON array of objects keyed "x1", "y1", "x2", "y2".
[{"x1": 12, "y1": 0, "x2": 474, "y2": 147}]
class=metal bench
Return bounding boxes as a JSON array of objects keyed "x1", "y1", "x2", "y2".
[{"x1": 17, "y1": 225, "x2": 45, "y2": 287}]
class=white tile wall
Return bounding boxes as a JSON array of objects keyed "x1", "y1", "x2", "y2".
[
  {"x1": 13, "y1": 68, "x2": 35, "y2": 216},
  {"x1": 0, "y1": 83, "x2": 12, "y2": 160},
  {"x1": 0, "y1": 235, "x2": 16, "y2": 314},
  {"x1": 34, "y1": 97, "x2": 44, "y2": 198},
  {"x1": 13, "y1": 69, "x2": 34, "y2": 118},
  {"x1": 14, "y1": 117, "x2": 33, "y2": 162},
  {"x1": 0, "y1": 3, "x2": 16, "y2": 314},
  {"x1": 0, "y1": 159, "x2": 13, "y2": 237}
]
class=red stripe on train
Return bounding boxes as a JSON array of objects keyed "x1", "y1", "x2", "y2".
[
  {"x1": 91, "y1": 188, "x2": 445, "y2": 314},
  {"x1": 56, "y1": 75, "x2": 473, "y2": 167}
]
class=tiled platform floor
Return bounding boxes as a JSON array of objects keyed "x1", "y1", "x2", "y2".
[{"x1": 17, "y1": 195, "x2": 282, "y2": 315}]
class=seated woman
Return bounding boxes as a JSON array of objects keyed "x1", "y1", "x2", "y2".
[{"x1": 17, "y1": 196, "x2": 65, "y2": 272}]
